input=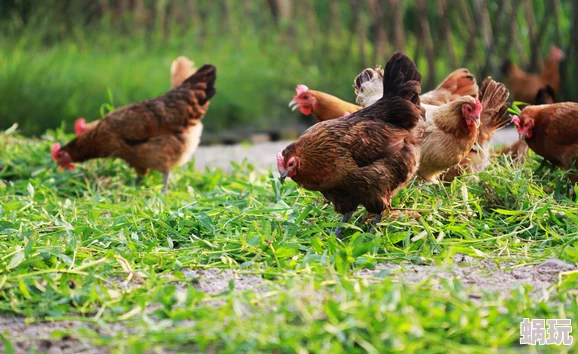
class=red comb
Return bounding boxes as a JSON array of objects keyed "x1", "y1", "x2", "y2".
[
  {"x1": 51, "y1": 143, "x2": 61, "y2": 160},
  {"x1": 512, "y1": 115, "x2": 520, "y2": 127},
  {"x1": 473, "y1": 96, "x2": 483, "y2": 116},
  {"x1": 296, "y1": 85, "x2": 309, "y2": 95},
  {"x1": 551, "y1": 46, "x2": 564, "y2": 60},
  {"x1": 50, "y1": 143, "x2": 75, "y2": 170},
  {"x1": 277, "y1": 152, "x2": 284, "y2": 170},
  {"x1": 74, "y1": 118, "x2": 86, "y2": 136}
]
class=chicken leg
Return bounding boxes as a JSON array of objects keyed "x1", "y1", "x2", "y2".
[
  {"x1": 369, "y1": 212, "x2": 384, "y2": 234},
  {"x1": 335, "y1": 211, "x2": 354, "y2": 239},
  {"x1": 162, "y1": 173, "x2": 170, "y2": 194}
]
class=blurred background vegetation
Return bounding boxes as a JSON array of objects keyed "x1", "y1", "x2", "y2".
[{"x1": 0, "y1": 0, "x2": 576, "y2": 140}]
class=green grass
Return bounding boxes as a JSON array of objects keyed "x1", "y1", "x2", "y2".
[
  {"x1": 0, "y1": 127, "x2": 577, "y2": 353},
  {"x1": 0, "y1": 25, "x2": 371, "y2": 137}
]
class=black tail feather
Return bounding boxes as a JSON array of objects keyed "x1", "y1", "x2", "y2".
[
  {"x1": 375, "y1": 52, "x2": 423, "y2": 130},
  {"x1": 180, "y1": 64, "x2": 217, "y2": 104}
]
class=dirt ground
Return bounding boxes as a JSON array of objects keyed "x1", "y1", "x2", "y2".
[
  {"x1": 0, "y1": 129, "x2": 537, "y2": 353},
  {"x1": 2, "y1": 254, "x2": 575, "y2": 354}
]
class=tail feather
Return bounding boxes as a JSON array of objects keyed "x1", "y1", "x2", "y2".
[
  {"x1": 478, "y1": 77, "x2": 511, "y2": 144},
  {"x1": 535, "y1": 85, "x2": 556, "y2": 105},
  {"x1": 501, "y1": 60, "x2": 514, "y2": 76},
  {"x1": 375, "y1": 52, "x2": 423, "y2": 130},
  {"x1": 380, "y1": 52, "x2": 422, "y2": 104},
  {"x1": 179, "y1": 64, "x2": 217, "y2": 105},
  {"x1": 353, "y1": 67, "x2": 384, "y2": 107},
  {"x1": 421, "y1": 68, "x2": 478, "y2": 105}
]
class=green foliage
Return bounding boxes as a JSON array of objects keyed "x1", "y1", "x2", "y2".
[
  {"x1": 1, "y1": 128, "x2": 577, "y2": 351},
  {"x1": 1, "y1": 0, "x2": 574, "y2": 137}
]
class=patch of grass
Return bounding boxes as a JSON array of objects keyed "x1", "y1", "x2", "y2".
[{"x1": 0, "y1": 128, "x2": 577, "y2": 352}]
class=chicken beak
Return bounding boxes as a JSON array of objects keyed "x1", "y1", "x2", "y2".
[
  {"x1": 279, "y1": 170, "x2": 289, "y2": 184},
  {"x1": 289, "y1": 99, "x2": 300, "y2": 111}
]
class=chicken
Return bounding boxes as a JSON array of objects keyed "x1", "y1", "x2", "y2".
[
  {"x1": 354, "y1": 67, "x2": 478, "y2": 107},
  {"x1": 74, "y1": 56, "x2": 198, "y2": 136},
  {"x1": 51, "y1": 64, "x2": 217, "y2": 192},
  {"x1": 442, "y1": 77, "x2": 511, "y2": 181},
  {"x1": 288, "y1": 85, "x2": 361, "y2": 122},
  {"x1": 278, "y1": 52, "x2": 423, "y2": 238},
  {"x1": 498, "y1": 86, "x2": 556, "y2": 163},
  {"x1": 512, "y1": 102, "x2": 578, "y2": 188},
  {"x1": 417, "y1": 95, "x2": 482, "y2": 182},
  {"x1": 502, "y1": 46, "x2": 564, "y2": 104}
]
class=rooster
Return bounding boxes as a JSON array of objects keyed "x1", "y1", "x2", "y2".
[
  {"x1": 52, "y1": 64, "x2": 217, "y2": 192},
  {"x1": 355, "y1": 67, "x2": 478, "y2": 108},
  {"x1": 74, "y1": 56, "x2": 198, "y2": 136},
  {"x1": 512, "y1": 102, "x2": 578, "y2": 189},
  {"x1": 442, "y1": 77, "x2": 511, "y2": 181},
  {"x1": 278, "y1": 52, "x2": 423, "y2": 238},
  {"x1": 502, "y1": 46, "x2": 564, "y2": 104},
  {"x1": 288, "y1": 85, "x2": 361, "y2": 122}
]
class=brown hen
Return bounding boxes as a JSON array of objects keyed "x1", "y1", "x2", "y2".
[
  {"x1": 512, "y1": 102, "x2": 578, "y2": 189},
  {"x1": 278, "y1": 52, "x2": 423, "y2": 237},
  {"x1": 52, "y1": 64, "x2": 217, "y2": 192}
]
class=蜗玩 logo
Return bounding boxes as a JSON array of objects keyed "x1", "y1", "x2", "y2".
[{"x1": 520, "y1": 318, "x2": 573, "y2": 345}]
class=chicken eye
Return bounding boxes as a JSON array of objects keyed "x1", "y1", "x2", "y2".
[
  {"x1": 288, "y1": 161, "x2": 295, "y2": 167},
  {"x1": 302, "y1": 95, "x2": 309, "y2": 99}
]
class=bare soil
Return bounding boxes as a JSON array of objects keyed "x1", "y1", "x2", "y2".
[{"x1": 2, "y1": 254, "x2": 575, "y2": 353}]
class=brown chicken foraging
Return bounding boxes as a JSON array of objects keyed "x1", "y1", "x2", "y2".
[
  {"x1": 289, "y1": 85, "x2": 361, "y2": 122},
  {"x1": 354, "y1": 66, "x2": 478, "y2": 107},
  {"x1": 278, "y1": 52, "x2": 423, "y2": 237},
  {"x1": 498, "y1": 87, "x2": 556, "y2": 162},
  {"x1": 502, "y1": 46, "x2": 564, "y2": 104},
  {"x1": 442, "y1": 77, "x2": 511, "y2": 181},
  {"x1": 512, "y1": 102, "x2": 578, "y2": 189},
  {"x1": 52, "y1": 64, "x2": 217, "y2": 192},
  {"x1": 75, "y1": 56, "x2": 198, "y2": 136}
]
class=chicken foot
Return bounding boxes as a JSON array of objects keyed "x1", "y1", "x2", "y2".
[
  {"x1": 162, "y1": 173, "x2": 170, "y2": 194},
  {"x1": 369, "y1": 211, "x2": 385, "y2": 235},
  {"x1": 335, "y1": 211, "x2": 354, "y2": 239}
]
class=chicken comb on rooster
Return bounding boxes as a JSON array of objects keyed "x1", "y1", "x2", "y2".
[{"x1": 296, "y1": 85, "x2": 309, "y2": 95}]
